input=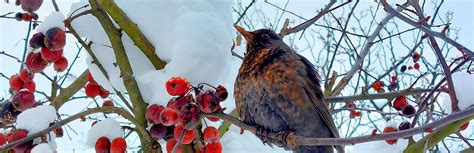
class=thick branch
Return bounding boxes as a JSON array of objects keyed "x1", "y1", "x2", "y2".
[
  {"x1": 325, "y1": 88, "x2": 446, "y2": 103},
  {"x1": 51, "y1": 69, "x2": 88, "y2": 109}
]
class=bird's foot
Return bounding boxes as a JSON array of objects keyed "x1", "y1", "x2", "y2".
[
  {"x1": 255, "y1": 126, "x2": 271, "y2": 144},
  {"x1": 276, "y1": 131, "x2": 297, "y2": 149}
]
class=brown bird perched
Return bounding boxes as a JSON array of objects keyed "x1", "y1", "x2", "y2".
[{"x1": 234, "y1": 26, "x2": 344, "y2": 153}]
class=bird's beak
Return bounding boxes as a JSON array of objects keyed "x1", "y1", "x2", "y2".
[{"x1": 235, "y1": 25, "x2": 254, "y2": 41}]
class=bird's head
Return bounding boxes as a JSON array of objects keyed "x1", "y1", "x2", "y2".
[{"x1": 235, "y1": 26, "x2": 282, "y2": 53}]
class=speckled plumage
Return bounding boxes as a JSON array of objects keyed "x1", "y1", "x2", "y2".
[{"x1": 234, "y1": 27, "x2": 343, "y2": 153}]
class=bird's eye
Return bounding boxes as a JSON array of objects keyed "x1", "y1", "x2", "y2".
[{"x1": 261, "y1": 33, "x2": 270, "y2": 40}]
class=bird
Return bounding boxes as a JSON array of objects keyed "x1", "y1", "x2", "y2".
[{"x1": 233, "y1": 26, "x2": 344, "y2": 153}]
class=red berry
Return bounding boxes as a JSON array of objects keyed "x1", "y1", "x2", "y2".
[
  {"x1": 460, "y1": 122, "x2": 469, "y2": 131},
  {"x1": 10, "y1": 75, "x2": 24, "y2": 92},
  {"x1": 53, "y1": 56, "x2": 68, "y2": 72},
  {"x1": 110, "y1": 137, "x2": 127, "y2": 153},
  {"x1": 371, "y1": 81, "x2": 383, "y2": 90},
  {"x1": 44, "y1": 27, "x2": 66, "y2": 51},
  {"x1": 146, "y1": 104, "x2": 165, "y2": 124},
  {"x1": 8, "y1": 129, "x2": 32, "y2": 152},
  {"x1": 203, "y1": 126, "x2": 219, "y2": 144},
  {"x1": 160, "y1": 107, "x2": 179, "y2": 126},
  {"x1": 12, "y1": 89, "x2": 36, "y2": 111},
  {"x1": 167, "y1": 95, "x2": 193, "y2": 111},
  {"x1": 391, "y1": 76, "x2": 397, "y2": 82},
  {"x1": 0, "y1": 133, "x2": 6, "y2": 145},
  {"x1": 412, "y1": 52, "x2": 421, "y2": 62},
  {"x1": 179, "y1": 103, "x2": 201, "y2": 129},
  {"x1": 53, "y1": 126, "x2": 64, "y2": 138},
  {"x1": 207, "y1": 117, "x2": 219, "y2": 122},
  {"x1": 205, "y1": 142, "x2": 222, "y2": 153},
  {"x1": 20, "y1": 0, "x2": 43, "y2": 12},
  {"x1": 85, "y1": 83, "x2": 101, "y2": 98},
  {"x1": 23, "y1": 81, "x2": 36, "y2": 92},
  {"x1": 165, "y1": 77, "x2": 190, "y2": 96},
  {"x1": 414, "y1": 63, "x2": 420, "y2": 70},
  {"x1": 102, "y1": 100, "x2": 114, "y2": 107},
  {"x1": 402, "y1": 105, "x2": 416, "y2": 116},
  {"x1": 392, "y1": 96, "x2": 408, "y2": 111},
  {"x1": 29, "y1": 32, "x2": 45, "y2": 49},
  {"x1": 95, "y1": 137, "x2": 111, "y2": 153},
  {"x1": 398, "y1": 121, "x2": 411, "y2": 131},
  {"x1": 22, "y1": 13, "x2": 32, "y2": 21},
  {"x1": 41, "y1": 47, "x2": 63, "y2": 63},
  {"x1": 173, "y1": 125, "x2": 195, "y2": 144},
  {"x1": 25, "y1": 52, "x2": 48, "y2": 73},
  {"x1": 99, "y1": 86, "x2": 110, "y2": 98},
  {"x1": 88, "y1": 72, "x2": 97, "y2": 84},
  {"x1": 346, "y1": 101, "x2": 355, "y2": 109},
  {"x1": 216, "y1": 85, "x2": 228, "y2": 102},
  {"x1": 20, "y1": 68, "x2": 35, "y2": 83},
  {"x1": 197, "y1": 90, "x2": 221, "y2": 113},
  {"x1": 166, "y1": 138, "x2": 182, "y2": 153},
  {"x1": 150, "y1": 124, "x2": 167, "y2": 140},
  {"x1": 383, "y1": 127, "x2": 398, "y2": 145}
]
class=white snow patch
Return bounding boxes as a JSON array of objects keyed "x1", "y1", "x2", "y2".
[
  {"x1": 86, "y1": 118, "x2": 122, "y2": 147},
  {"x1": 452, "y1": 72, "x2": 474, "y2": 110},
  {"x1": 385, "y1": 120, "x2": 399, "y2": 129},
  {"x1": 31, "y1": 143, "x2": 54, "y2": 153},
  {"x1": 349, "y1": 139, "x2": 408, "y2": 153},
  {"x1": 16, "y1": 105, "x2": 57, "y2": 134},
  {"x1": 220, "y1": 125, "x2": 290, "y2": 153},
  {"x1": 37, "y1": 11, "x2": 65, "y2": 33}
]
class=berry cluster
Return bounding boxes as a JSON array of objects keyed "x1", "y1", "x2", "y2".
[
  {"x1": 371, "y1": 80, "x2": 385, "y2": 93},
  {"x1": 84, "y1": 72, "x2": 110, "y2": 98},
  {"x1": 392, "y1": 96, "x2": 416, "y2": 116},
  {"x1": 146, "y1": 77, "x2": 227, "y2": 153},
  {"x1": 14, "y1": 12, "x2": 39, "y2": 22},
  {"x1": 28, "y1": 27, "x2": 68, "y2": 73},
  {"x1": 346, "y1": 102, "x2": 361, "y2": 118},
  {"x1": 400, "y1": 52, "x2": 422, "y2": 73},
  {"x1": 95, "y1": 137, "x2": 127, "y2": 153}
]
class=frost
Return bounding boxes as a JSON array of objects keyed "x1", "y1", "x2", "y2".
[
  {"x1": 37, "y1": 11, "x2": 65, "y2": 33},
  {"x1": 385, "y1": 120, "x2": 399, "y2": 129},
  {"x1": 31, "y1": 143, "x2": 54, "y2": 153},
  {"x1": 349, "y1": 139, "x2": 408, "y2": 153},
  {"x1": 86, "y1": 118, "x2": 122, "y2": 147},
  {"x1": 452, "y1": 72, "x2": 474, "y2": 110},
  {"x1": 16, "y1": 105, "x2": 57, "y2": 134}
]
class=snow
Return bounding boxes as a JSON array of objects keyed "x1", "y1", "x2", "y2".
[
  {"x1": 16, "y1": 105, "x2": 57, "y2": 134},
  {"x1": 349, "y1": 139, "x2": 408, "y2": 153},
  {"x1": 86, "y1": 118, "x2": 122, "y2": 147},
  {"x1": 36, "y1": 11, "x2": 66, "y2": 33},
  {"x1": 452, "y1": 72, "x2": 474, "y2": 110},
  {"x1": 385, "y1": 120, "x2": 399, "y2": 129},
  {"x1": 31, "y1": 143, "x2": 54, "y2": 153}
]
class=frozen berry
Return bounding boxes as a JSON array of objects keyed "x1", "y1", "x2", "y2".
[
  {"x1": 203, "y1": 126, "x2": 219, "y2": 144},
  {"x1": 88, "y1": 72, "x2": 97, "y2": 84},
  {"x1": 412, "y1": 52, "x2": 421, "y2": 62},
  {"x1": 173, "y1": 125, "x2": 195, "y2": 144},
  {"x1": 205, "y1": 142, "x2": 222, "y2": 153},
  {"x1": 216, "y1": 85, "x2": 228, "y2": 102},
  {"x1": 41, "y1": 47, "x2": 63, "y2": 63},
  {"x1": 371, "y1": 81, "x2": 383, "y2": 90},
  {"x1": 20, "y1": 0, "x2": 43, "y2": 12},
  {"x1": 160, "y1": 107, "x2": 179, "y2": 126},
  {"x1": 400, "y1": 65, "x2": 407, "y2": 73},
  {"x1": 146, "y1": 104, "x2": 165, "y2": 124},
  {"x1": 197, "y1": 90, "x2": 221, "y2": 113},
  {"x1": 166, "y1": 138, "x2": 182, "y2": 153},
  {"x1": 167, "y1": 95, "x2": 193, "y2": 111},
  {"x1": 110, "y1": 137, "x2": 127, "y2": 153},
  {"x1": 165, "y1": 77, "x2": 190, "y2": 96},
  {"x1": 20, "y1": 68, "x2": 35, "y2": 83},
  {"x1": 29, "y1": 32, "x2": 45, "y2": 49},
  {"x1": 15, "y1": 12, "x2": 23, "y2": 21},
  {"x1": 388, "y1": 81, "x2": 398, "y2": 91},
  {"x1": 99, "y1": 86, "x2": 110, "y2": 98},
  {"x1": 382, "y1": 127, "x2": 398, "y2": 145},
  {"x1": 392, "y1": 96, "x2": 407, "y2": 111},
  {"x1": 54, "y1": 126, "x2": 63, "y2": 138},
  {"x1": 179, "y1": 103, "x2": 200, "y2": 129},
  {"x1": 25, "y1": 52, "x2": 48, "y2": 73},
  {"x1": 150, "y1": 124, "x2": 167, "y2": 140},
  {"x1": 22, "y1": 13, "x2": 32, "y2": 21},
  {"x1": 398, "y1": 121, "x2": 411, "y2": 131},
  {"x1": 12, "y1": 89, "x2": 36, "y2": 111},
  {"x1": 44, "y1": 27, "x2": 66, "y2": 51},
  {"x1": 0, "y1": 133, "x2": 6, "y2": 145},
  {"x1": 8, "y1": 129, "x2": 32, "y2": 153},
  {"x1": 85, "y1": 83, "x2": 101, "y2": 98},
  {"x1": 10, "y1": 74, "x2": 24, "y2": 92},
  {"x1": 23, "y1": 81, "x2": 36, "y2": 92},
  {"x1": 414, "y1": 63, "x2": 420, "y2": 70},
  {"x1": 349, "y1": 111, "x2": 361, "y2": 118},
  {"x1": 102, "y1": 100, "x2": 114, "y2": 107},
  {"x1": 95, "y1": 137, "x2": 111, "y2": 153},
  {"x1": 460, "y1": 122, "x2": 469, "y2": 131},
  {"x1": 391, "y1": 76, "x2": 397, "y2": 82},
  {"x1": 402, "y1": 105, "x2": 416, "y2": 116},
  {"x1": 31, "y1": 12, "x2": 38, "y2": 20},
  {"x1": 53, "y1": 56, "x2": 68, "y2": 72}
]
